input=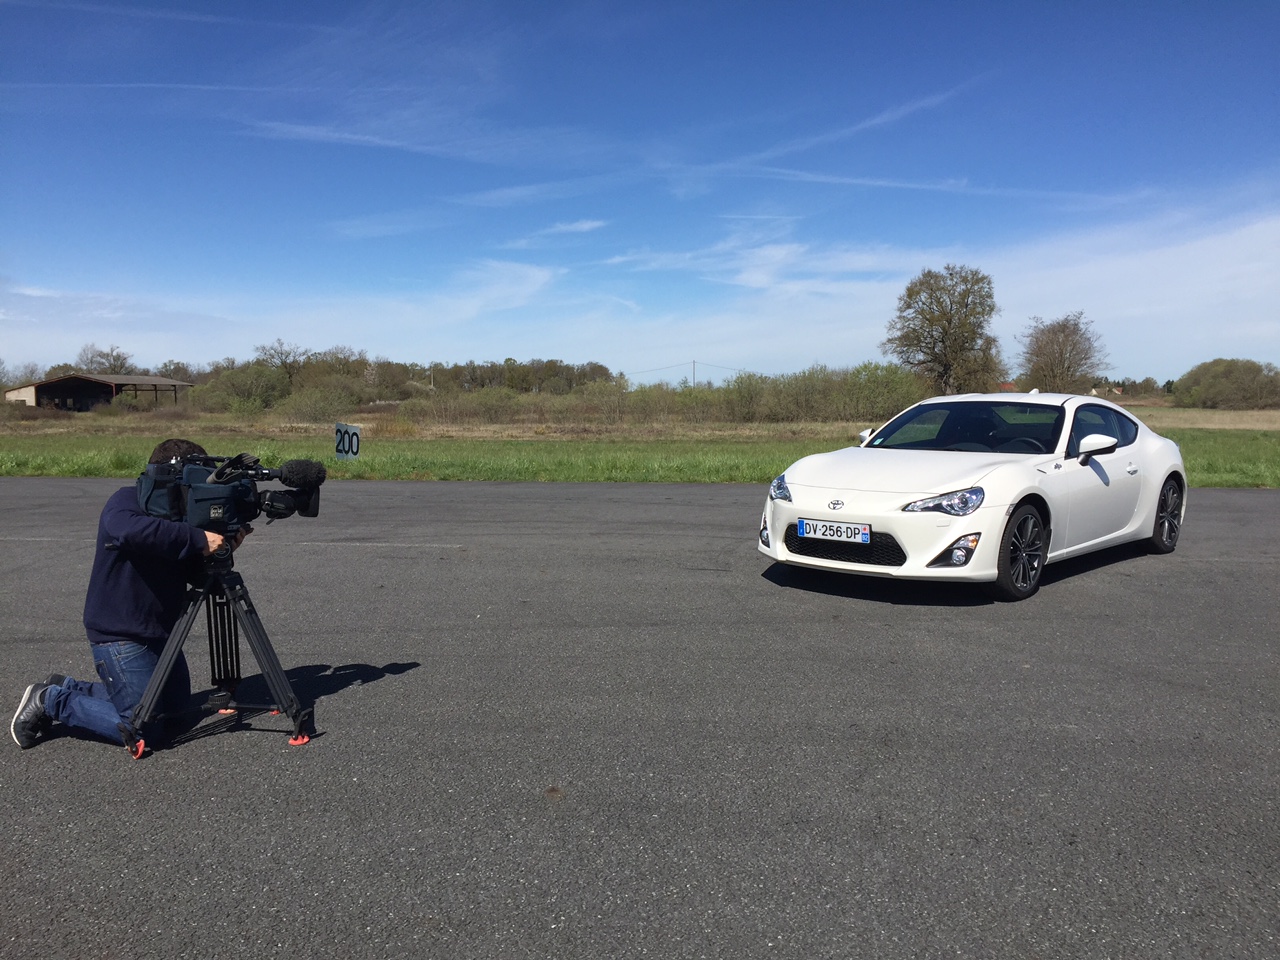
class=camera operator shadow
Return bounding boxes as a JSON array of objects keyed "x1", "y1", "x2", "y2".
[
  {"x1": 163, "y1": 661, "x2": 421, "y2": 748},
  {"x1": 159, "y1": 665, "x2": 419, "y2": 747},
  {"x1": 128, "y1": 451, "x2": 329, "y2": 757}
]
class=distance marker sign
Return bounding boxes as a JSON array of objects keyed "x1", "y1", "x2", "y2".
[{"x1": 335, "y1": 422, "x2": 361, "y2": 460}]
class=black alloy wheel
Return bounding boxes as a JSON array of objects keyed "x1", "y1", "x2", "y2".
[
  {"x1": 1150, "y1": 476, "x2": 1183, "y2": 554},
  {"x1": 988, "y1": 504, "x2": 1046, "y2": 601}
]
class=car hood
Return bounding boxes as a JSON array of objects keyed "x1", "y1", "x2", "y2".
[{"x1": 785, "y1": 446, "x2": 1026, "y2": 494}]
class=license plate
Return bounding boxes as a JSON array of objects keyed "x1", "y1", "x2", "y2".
[{"x1": 797, "y1": 518, "x2": 871, "y2": 542}]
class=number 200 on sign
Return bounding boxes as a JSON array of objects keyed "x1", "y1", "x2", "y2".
[{"x1": 335, "y1": 424, "x2": 360, "y2": 458}]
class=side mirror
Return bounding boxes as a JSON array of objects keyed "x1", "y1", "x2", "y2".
[
  {"x1": 1077, "y1": 433, "x2": 1118, "y2": 465},
  {"x1": 858, "y1": 428, "x2": 873, "y2": 445}
]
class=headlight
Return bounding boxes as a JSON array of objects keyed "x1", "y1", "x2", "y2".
[
  {"x1": 769, "y1": 474, "x2": 792, "y2": 502},
  {"x1": 903, "y1": 487, "x2": 984, "y2": 516}
]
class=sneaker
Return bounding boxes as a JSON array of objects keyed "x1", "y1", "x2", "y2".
[
  {"x1": 11, "y1": 683, "x2": 51, "y2": 749},
  {"x1": 44, "y1": 673, "x2": 68, "y2": 688}
]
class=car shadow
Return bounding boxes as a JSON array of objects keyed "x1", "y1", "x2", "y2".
[
  {"x1": 761, "y1": 563, "x2": 988, "y2": 607},
  {"x1": 762, "y1": 541, "x2": 1155, "y2": 606},
  {"x1": 1039, "y1": 541, "x2": 1150, "y2": 584}
]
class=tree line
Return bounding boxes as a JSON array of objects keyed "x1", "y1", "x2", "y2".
[
  {"x1": 3, "y1": 263, "x2": 1278, "y2": 414},
  {"x1": 881, "y1": 263, "x2": 1278, "y2": 408}
]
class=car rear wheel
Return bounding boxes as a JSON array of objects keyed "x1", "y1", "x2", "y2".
[
  {"x1": 987, "y1": 504, "x2": 1046, "y2": 601},
  {"x1": 1150, "y1": 476, "x2": 1183, "y2": 554}
]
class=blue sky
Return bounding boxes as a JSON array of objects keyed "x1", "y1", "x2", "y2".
[{"x1": 2, "y1": 1, "x2": 1277, "y2": 385}]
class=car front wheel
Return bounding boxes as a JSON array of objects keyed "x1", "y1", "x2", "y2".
[
  {"x1": 987, "y1": 504, "x2": 1046, "y2": 601},
  {"x1": 1150, "y1": 476, "x2": 1183, "y2": 554}
]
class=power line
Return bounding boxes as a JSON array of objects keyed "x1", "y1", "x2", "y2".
[{"x1": 625, "y1": 360, "x2": 749, "y2": 378}]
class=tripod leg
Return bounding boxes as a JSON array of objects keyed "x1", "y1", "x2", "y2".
[
  {"x1": 221, "y1": 572, "x2": 314, "y2": 745},
  {"x1": 206, "y1": 590, "x2": 241, "y2": 713},
  {"x1": 129, "y1": 580, "x2": 210, "y2": 757}
]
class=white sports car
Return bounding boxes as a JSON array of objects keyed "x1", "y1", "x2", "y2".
[{"x1": 758, "y1": 392, "x2": 1186, "y2": 600}]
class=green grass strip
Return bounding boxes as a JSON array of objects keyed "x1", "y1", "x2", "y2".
[{"x1": 1, "y1": 430, "x2": 1276, "y2": 486}]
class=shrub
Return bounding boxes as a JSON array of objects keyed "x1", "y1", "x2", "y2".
[
  {"x1": 722, "y1": 372, "x2": 771, "y2": 422},
  {"x1": 469, "y1": 387, "x2": 521, "y2": 423},
  {"x1": 190, "y1": 363, "x2": 290, "y2": 412},
  {"x1": 146, "y1": 403, "x2": 196, "y2": 423},
  {"x1": 111, "y1": 393, "x2": 144, "y2": 413},
  {"x1": 274, "y1": 384, "x2": 361, "y2": 423},
  {"x1": 0, "y1": 402, "x2": 71, "y2": 423},
  {"x1": 1174, "y1": 359, "x2": 1280, "y2": 410},
  {"x1": 626, "y1": 383, "x2": 678, "y2": 423}
]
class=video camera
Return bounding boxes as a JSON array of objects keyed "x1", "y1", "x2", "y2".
[{"x1": 138, "y1": 452, "x2": 326, "y2": 534}]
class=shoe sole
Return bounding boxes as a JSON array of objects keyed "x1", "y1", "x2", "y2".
[{"x1": 11, "y1": 683, "x2": 38, "y2": 747}]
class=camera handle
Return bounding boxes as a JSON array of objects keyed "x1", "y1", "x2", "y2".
[{"x1": 127, "y1": 564, "x2": 314, "y2": 758}]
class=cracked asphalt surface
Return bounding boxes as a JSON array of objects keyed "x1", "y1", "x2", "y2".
[{"x1": 2, "y1": 478, "x2": 1277, "y2": 959}]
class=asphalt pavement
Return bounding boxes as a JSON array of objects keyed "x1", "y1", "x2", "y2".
[{"x1": 1, "y1": 478, "x2": 1277, "y2": 959}]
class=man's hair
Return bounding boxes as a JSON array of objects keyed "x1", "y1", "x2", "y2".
[{"x1": 149, "y1": 438, "x2": 207, "y2": 465}]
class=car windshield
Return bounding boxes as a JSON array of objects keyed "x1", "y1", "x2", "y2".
[{"x1": 868, "y1": 400, "x2": 1066, "y2": 454}]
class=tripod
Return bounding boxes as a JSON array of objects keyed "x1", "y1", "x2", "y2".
[{"x1": 128, "y1": 553, "x2": 314, "y2": 757}]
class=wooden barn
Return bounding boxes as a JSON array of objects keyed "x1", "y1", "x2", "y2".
[{"x1": 3, "y1": 374, "x2": 193, "y2": 411}]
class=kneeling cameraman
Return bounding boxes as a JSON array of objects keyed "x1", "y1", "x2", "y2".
[{"x1": 11, "y1": 439, "x2": 248, "y2": 753}]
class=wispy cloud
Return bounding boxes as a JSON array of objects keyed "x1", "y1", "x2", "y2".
[
  {"x1": 0, "y1": 0, "x2": 335, "y2": 30},
  {"x1": 453, "y1": 173, "x2": 634, "y2": 207},
  {"x1": 740, "y1": 165, "x2": 1158, "y2": 209},
  {"x1": 543, "y1": 219, "x2": 607, "y2": 236},
  {"x1": 738, "y1": 80, "x2": 984, "y2": 167},
  {"x1": 503, "y1": 219, "x2": 608, "y2": 249},
  {"x1": 326, "y1": 207, "x2": 443, "y2": 241}
]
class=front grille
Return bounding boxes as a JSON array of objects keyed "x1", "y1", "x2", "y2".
[{"x1": 783, "y1": 524, "x2": 907, "y2": 567}]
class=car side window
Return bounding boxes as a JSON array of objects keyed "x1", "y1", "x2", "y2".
[
  {"x1": 1113, "y1": 413, "x2": 1138, "y2": 446},
  {"x1": 1067, "y1": 404, "x2": 1138, "y2": 456}
]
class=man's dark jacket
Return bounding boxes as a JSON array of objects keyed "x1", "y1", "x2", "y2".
[{"x1": 83, "y1": 486, "x2": 208, "y2": 646}]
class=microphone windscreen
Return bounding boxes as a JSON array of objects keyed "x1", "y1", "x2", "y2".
[{"x1": 280, "y1": 459, "x2": 327, "y2": 487}]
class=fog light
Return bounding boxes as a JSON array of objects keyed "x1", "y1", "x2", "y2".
[
  {"x1": 760, "y1": 526, "x2": 770, "y2": 547},
  {"x1": 928, "y1": 533, "x2": 981, "y2": 568}
]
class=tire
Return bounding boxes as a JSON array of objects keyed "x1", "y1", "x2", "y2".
[
  {"x1": 1150, "y1": 476, "x2": 1183, "y2": 554},
  {"x1": 987, "y1": 504, "x2": 1046, "y2": 601}
]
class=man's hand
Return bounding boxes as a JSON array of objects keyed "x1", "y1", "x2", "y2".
[{"x1": 201, "y1": 525, "x2": 252, "y2": 556}]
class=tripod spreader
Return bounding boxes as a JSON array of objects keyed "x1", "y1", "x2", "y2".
[{"x1": 128, "y1": 561, "x2": 314, "y2": 757}]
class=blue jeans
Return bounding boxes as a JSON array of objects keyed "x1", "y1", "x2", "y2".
[{"x1": 44, "y1": 641, "x2": 190, "y2": 745}]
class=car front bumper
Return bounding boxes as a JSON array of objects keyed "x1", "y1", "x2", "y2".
[{"x1": 757, "y1": 486, "x2": 1009, "y2": 583}]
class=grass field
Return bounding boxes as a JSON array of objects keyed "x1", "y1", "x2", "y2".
[{"x1": 1, "y1": 407, "x2": 1278, "y2": 487}]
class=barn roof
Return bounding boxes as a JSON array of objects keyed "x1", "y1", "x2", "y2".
[{"x1": 12, "y1": 373, "x2": 194, "y2": 389}]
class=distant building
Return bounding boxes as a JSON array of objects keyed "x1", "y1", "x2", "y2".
[{"x1": 4, "y1": 374, "x2": 193, "y2": 411}]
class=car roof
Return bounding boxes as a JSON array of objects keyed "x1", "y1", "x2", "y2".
[
  {"x1": 913, "y1": 393, "x2": 1145, "y2": 424},
  {"x1": 918, "y1": 392, "x2": 1094, "y2": 408}
]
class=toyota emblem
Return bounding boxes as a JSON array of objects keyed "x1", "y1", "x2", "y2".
[{"x1": 828, "y1": 499, "x2": 844, "y2": 510}]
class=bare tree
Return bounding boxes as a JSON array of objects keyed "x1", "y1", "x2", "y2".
[
  {"x1": 308, "y1": 345, "x2": 368, "y2": 378},
  {"x1": 15, "y1": 360, "x2": 44, "y2": 385},
  {"x1": 74, "y1": 343, "x2": 139, "y2": 375},
  {"x1": 1017, "y1": 311, "x2": 1108, "y2": 393},
  {"x1": 882, "y1": 264, "x2": 1007, "y2": 394},
  {"x1": 155, "y1": 359, "x2": 208, "y2": 383},
  {"x1": 253, "y1": 338, "x2": 312, "y2": 386}
]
